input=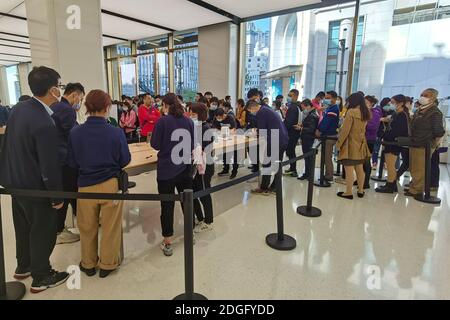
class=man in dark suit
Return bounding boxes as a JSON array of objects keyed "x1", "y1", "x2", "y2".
[
  {"x1": 51, "y1": 82, "x2": 85, "y2": 245},
  {"x1": 283, "y1": 89, "x2": 302, "y2": 177},
  {"x1": 0, "y1": 66, "x2": 69, "y2": 294}
]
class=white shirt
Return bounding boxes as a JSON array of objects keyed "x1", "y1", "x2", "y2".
[{"x1": 33, "y1": 97, "x2": 54, "y2": 116}]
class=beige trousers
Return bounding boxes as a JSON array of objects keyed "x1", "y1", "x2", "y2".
[
  {"x1": 409, "y1": 147, "x2": 435, "y2": 195},
  {"x1": 77, "y1": 178, "x2": 123, "y2": 270}
]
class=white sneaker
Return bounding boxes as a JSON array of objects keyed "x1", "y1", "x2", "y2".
[
  {"x1": 56, "y1": 228, "x2": 80, "y2": 245},
  {"x1": 194, "y1": 221, "x2": 213, "y2": 233}
]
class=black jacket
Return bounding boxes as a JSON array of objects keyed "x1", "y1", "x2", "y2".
[
  {"x1": 410, "y1": 104, "x2": 445, "y2": 147},
  {"x1": 0, "y1": 98, "x2": 63, "y2": 204},
  {"x1": 212, "y1": 114, "x2": 237, "y2": 130},
  {"x1": 284, "y1": 101, "x2": 302, "y2": 137},
  {"x1": 301, "y1": 109, "x2": 319, "y2": 140},
  {"x1": 51, "y1": 97, "x2": 78, "y2": 166}
]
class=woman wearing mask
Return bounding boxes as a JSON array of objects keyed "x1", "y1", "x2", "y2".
[
  {"x1": 151, "y1": 93, "x2": 194, "y2": 256},
  {"x1": 363, "y1": 96, "x2": 383, "y2": 188},
  {"x1": 190, "y1": 103, "x2": 215, "y2": 232},
  {"x1": 67, "y1": 90, "x2": 131, "y2": 278},
  {"x1": 406, "y1": 88, "x2": 445, "y2": 197},
  {"x1": 236, "y1": 98, "x2": 247, "y2": 128},
  {"x1": 375, "y1": 95, "x2": 410, "y2": 194},
  {"x1": 371, "y1": 97, "x2": 392, "y2": 169},
  {"x1": 207, "y1": 97, "x2": 219, "y2": 123},
  {"x1": 336, "y1": 93, "x2": 371, "y2": 199},
  {"x1": 119, "y1": 101, "x2": 137, "y2": 140}
]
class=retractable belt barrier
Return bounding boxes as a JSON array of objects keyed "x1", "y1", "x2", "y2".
[
  {"x1": 379, "y1": 140, "x2": 441, "y2": 205},
  {"x1": 314, "y1": 136, "x2": 338, "y2": 188},
  {"x1": 0, "y1": 144, "x2": 322, "y2": 301}
]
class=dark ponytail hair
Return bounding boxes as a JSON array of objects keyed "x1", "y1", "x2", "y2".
[
  {"x1": 347, "y1": 92, "x2": 371, "y2": 121},
  {"x1": 162, "y1": 93, "x2": 184, "y2": 118}
]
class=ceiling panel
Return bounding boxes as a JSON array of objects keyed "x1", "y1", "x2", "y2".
[
  {"x1": 101, "y1": 0, "x2": 230, "y2": 31},
  {"x1": 102, "y1": 36, "x2": 125, "y2": 47},
  {"x1": 8, "y1": 2, "x2": 26, "y2": 17},
  {"x1": 0, "y1": 38, "x2": 29, "y2": 48},
  {"x1": 101, "y1": 13, "x2": 168, "y2": 41},
  {"x1": 0, "y1": 0, "x2": 23, "y2": 13},
  {"x1": 0, "y1": 59, "x2": 19, "y2": 66},
  {"x1": 0, "y1": 53, "x2": 29, "y2": 62},
  {"x1": 0, "y1": 44, "x2": 30, "y2": 56},
  {"x1": 203, "y1": 0, "x2": 321, "y2": 18},
  {"x1": 0, "y1": 16, "x2": 28, "y2": 36}
]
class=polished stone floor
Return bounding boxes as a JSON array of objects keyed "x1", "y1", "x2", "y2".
[{"x1": 1, "y1": 160, "x2": 449, "y2": 300}]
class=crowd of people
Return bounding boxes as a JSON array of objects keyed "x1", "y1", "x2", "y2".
[{"x1": 0, "y1": 65, "x2": 446, "y2": 294}]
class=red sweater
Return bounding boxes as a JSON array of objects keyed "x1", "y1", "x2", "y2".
[{"x1": 138, "y1": 105, "x2": 161, "y2": 137}]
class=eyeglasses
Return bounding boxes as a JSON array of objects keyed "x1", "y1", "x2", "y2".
[{"x1": 57, "y1": 84, "x2": 66, "y2": 90}]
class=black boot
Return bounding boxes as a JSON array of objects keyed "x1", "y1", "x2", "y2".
[{"x1": 375, "y1": 181, "x2": 397, "y2": 194}]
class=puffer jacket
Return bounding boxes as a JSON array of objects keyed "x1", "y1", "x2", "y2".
[{"x1": 410, "y1": 103, "x2": 445, "y2": 148}]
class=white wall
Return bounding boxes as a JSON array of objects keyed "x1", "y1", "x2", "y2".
[{"x1": 382, "y1": 18, "x2": 450, "y2": 98}]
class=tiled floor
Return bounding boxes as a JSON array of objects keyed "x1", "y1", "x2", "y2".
[{"x1": 1, "y1": 161, "x2": 449, "y2": 300}]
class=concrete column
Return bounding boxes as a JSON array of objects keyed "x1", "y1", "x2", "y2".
[
  {"x1": 199, "y1": 22, "x2": 238, "y2": 103},
  {"x1": 25, "y1": 0, "x2": 105, "y2": 92}
]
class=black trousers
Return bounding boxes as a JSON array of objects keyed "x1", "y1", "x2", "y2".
[
  {"x1": 301, "y1": 137, "x2": 315, "y2": 177},
  {"x1": 286, "y1": 134, "x2": 300, "y2": 172},
  {"x1": 12, "y1": 197, "x2": 57, "y2": 279},
  {"x1": 193, "y1": 165, "x2": 214, "y2": 224},
  {"x1": 222, "y1": 151, "x2": 239, "y2": 173},
  {"x1": 396, "y1": 147, "x2": 410, "y2": 180},
  {"x1": 261, "y1": 146, "x2": 286, "y2": 190},
  {"x1": 364, "y1": 142, "x2": 375, "y2": 186},
  {"x1": 431, "y1": 149, "x2": 440, "y2": 188},
  {"x1": 56, "y1": 165, "x2": 78, "y2": 233},
  {"x1": 157, "y1": 167, "x2": 193, "y2": 238}
]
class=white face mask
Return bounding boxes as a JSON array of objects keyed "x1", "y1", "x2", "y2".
[{"x1": 418, "y1": 96, "x2": 431, "y2": 106}]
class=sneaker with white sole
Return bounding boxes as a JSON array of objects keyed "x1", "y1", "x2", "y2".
[
  {"x1": 56, "y1": 228, "x2": 80, "y2": 245},
  {"x1": 30, "y1": 270, "x2": 69, "y2": 294},
  {"x1": 14, "y1": 267, "x2": 31, "y2": 280},
  {"x1": 160, "y1": 242, "x2": 173, "y2": 257},
  {"x1": 194, "y1": 221, "x2": 213, "y2": 233}
]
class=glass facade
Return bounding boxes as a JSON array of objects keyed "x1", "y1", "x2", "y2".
[
  {"x1": 105, "y1": 32, "x2": 198, "y2": 100},
  {"x1": 6, "y1": 65, "x2": 21, "y2": 105},
  {"x1": 325, "y1": 17, "x2": 364, "y2": 93}
]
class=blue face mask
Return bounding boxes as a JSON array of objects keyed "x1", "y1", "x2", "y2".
[
  {"x1": 73, "y1": 104, "x2": 81, "y2": 111},
  {"x1": 323, "y1": 99, "x2": 332, "y2": 106},
  {"x1": 287, "y1": 97, "x2": 293, "y2": 103},
  {"x1": 383, "y1": 104, "x2": 396, "y2": 112},
  {"x1": 303, "y1": 109, "x2": 310, "y2": 115}
]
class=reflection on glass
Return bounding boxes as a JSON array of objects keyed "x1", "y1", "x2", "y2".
[
  {"x1": 174, "y1": 48, "x2": 198, "y2": 102},
  {"x1": 6, "y1": 65, "x2": 20, "y2": 105},
  {"x1": 120, "y1": 59, "x2": 137, "y2": 97}
]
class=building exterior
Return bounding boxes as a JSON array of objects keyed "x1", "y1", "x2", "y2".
[{"x1": 252, "y1": 0, "x2": 450, "y2": 101}]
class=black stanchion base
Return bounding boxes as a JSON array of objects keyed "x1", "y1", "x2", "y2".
[
  {"x1": 297, "y1": 206, "x2": 322, "y2": 218},
  {"x1": 173, "y1": 293, "x2": 208, "y2": 300},
  {"x1": 265, "y1": 233, "x2": 296, "y2": 251},
  {"x1": 0, "y1": 282, "x2": 26, "y2": 300},
  {"x1": 371, "y1": 176, "x2": 386, "y2": 182},
  {"x1": 128, "y1": 181, "x2": 137, "y2": 189},
  {"x1": 414, "y1": 194, "x2": 441, "y2": 205},
  {"x1": 314, "y1": 180, "x2": 331, "y2": 188},
  {"x1": 333, "y1": 172, "x2": 341, "y2": 176}
]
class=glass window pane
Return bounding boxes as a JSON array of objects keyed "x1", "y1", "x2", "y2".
[{"x1": 174, "y1": 48, "x2": 199, "y2": 101}]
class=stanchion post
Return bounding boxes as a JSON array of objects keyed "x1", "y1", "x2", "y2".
[
  {"x1": 0, "y1": 197, "x2": 26, "y2": 300},
  {"x1": 266, "y1": 161, "x2": 296, "y2": 251},
  {"x1": 297, "y1": 149, "x2": 322, "y2": 217},
  {"x1": 314, "y1": 138, "x2": 331, "y2": 187},
  {"x1": 371, "y1": 150, "x2": 386, "y2": 182},
  {"x1": 173, "y1": 190, "x2": 207, "y2": 300},
  {"x1": 414, "y1": 143, "x2": 441, "y2": 205}
]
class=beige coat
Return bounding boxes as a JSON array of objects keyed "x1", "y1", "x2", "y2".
[{"x1": 336, "y1": 107, "x2": 371, "y2": 161}]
